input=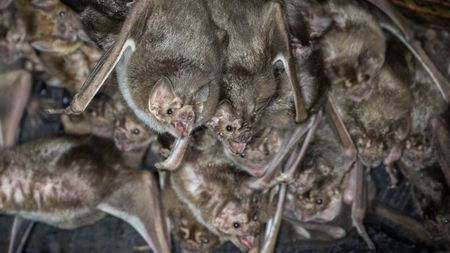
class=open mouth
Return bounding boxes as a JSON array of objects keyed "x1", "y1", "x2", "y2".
[
  {"x1": 237, "y1": 235, "x2": 255, "y2": 251},
  {"x1": 229, "y1": 141, "x2": 247, "y2": 155},
  {"x1": 173, "y1": 121, "x2": 188, "y2": 137}
]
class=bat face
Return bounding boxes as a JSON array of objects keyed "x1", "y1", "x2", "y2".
[
  {"x1": 170, "y1": 210, "x2": 221, "y2": 253},
  {"x1": 322, "y1": 30, "x2": 385, "y2": 103},
  {"x1": 207, "y1": 101, "x2": 253, "y2": 155},
  {"x1": 213, "y1": 199, "x2": 260, "y2": 252},
  {"x1": 207, "y1": 63, "x2": 278, "y2": 156},
  {"x1": 285, "y1": 180, "x2": 342, "y2": 223},
  {"x1": 401, "y1": 135, "x2": 434, "y2": 169},
  {"x1": 321, "y1": 2, "x2": 386, "y2": 103},
  {"x1": 113, "y1": 114, "x2": 154, "y2": 151},
  {"x1": 356, "y1": 135, "x2": 385, "y2": 168},
  {"x1": 148, "y1": 76, "x2": 199, "y2": 138},
  {"x1": 224, "y1": 127, "x2": 283, "y2": 177},
  {"x1": 14, "y1": 0, "x2": 84, "y2": 55}
]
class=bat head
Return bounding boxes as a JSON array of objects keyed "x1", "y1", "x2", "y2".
[
  {"x1": 113, "y1": 114, "x2": 154, "y2": 151},
  {"x1": 214, "y1": 199, "x2": 260, "y2": 252},
  {"x1": 207, "y1": 100, "x2": 253, "y2": 155},
  {"x1": 285, "y1": 180, "x2": 342, "y2": 223},
  {"x1": 29, "y1": 0, "x2": 84, "y2": 53},
  {"x1": 170, "y1": 212, "x2": 221, "y2": 253},
  {"x1": 322, "y1": 20, "x2": 385, "y2": 102},
  {"x1": 225, "y1": 128, "x2": 283, "y2": 177},
  {"x1": 148, "y1": 76, "x2": 206, "y2": 138},
  {"x1": 356, "y1": 135, "x2": 385, "y2": 168}
]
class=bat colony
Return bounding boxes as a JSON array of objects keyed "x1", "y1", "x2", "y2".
[{"x1": 0, "y1": 0, "x2": 449, "y2": 252}]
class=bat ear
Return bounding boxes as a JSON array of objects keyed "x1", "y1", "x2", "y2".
[
  {"x1": 194, "y1": 84, "x2": 210, "y2": 104},
  {"x1": 216, "y1": 100, "x2": 233, "y2": 117},
  {"x1": 30, "y1": 40, "x2": 60, "y2": 53},
  {"x1": 149, "y1": 76, "x2": 176, "y2": 105},
  {"x1": 264, "y1": 2, "x2": 307, "y2": 122},
  {"x1": 30, "y1": 0, "x2": 58, "y2": 10},
  {"x1": 309, "y1": 15, "x2": 333, "y2": 38},
  {"x1": 207, "y1": 100, "x2": 232, "y2": 127},
  {"x1": 330, "y1": 12, "x2": 347, "y2": 29}
]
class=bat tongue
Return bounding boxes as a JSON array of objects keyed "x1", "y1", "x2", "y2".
[
  {"x1": 237, "y1": 235, "x2": 255, "y2": 251},
  {"x1": 230, "y1": 141, "x2": 247, "y2": 154}
]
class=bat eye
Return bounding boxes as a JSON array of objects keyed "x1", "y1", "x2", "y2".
[
  {"x1": 200, "y1": 237, "x2": 209, "y2": 244},
  {"x1": 167, "y1": 108, "x2": 173, "y2": 115},
  {"x1": 225, "y1": 125, "x2": 233, "y2": 132},
  {"x1": 132, "y1": 128, "x2": 140, "y2": 135},
  {"x1": 442, "y1": 217, "x2": 449, "y2": 225},
  {"x1": 58, "y1": 11, "x2": 66, "y2": 17},
  {"x1": 363, "y1": 74, "x2": 370, "y2": 82},
  {"x1": 233, "y1": 222, "x2": 240, "y2": 229},
  {"x1": 316, "y1": 199, "x2": 323, "y2": 205}
]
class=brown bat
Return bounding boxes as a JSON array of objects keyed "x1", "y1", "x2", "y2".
[
  {"x1": 169, "y1": 133, "x2": 274, "y2": 252},
  {"x1": 205, "y1": 0, "x2": 309, "y2": 159},
  {"x1": 15, "y1": 0, "x2": 84, "y2": 54},
  {"x1": 162, "y1": 175, "x2": 222, "y2": 253},
  {"x1": 284, "y1": 119, "x2": 352, "y2": 225},
  {"x1": 365, "y1": 0, "x2": 450, "y2": 103},
  {"x1": 54, "y1": 0, "x2": 229, "y2": 172},
  {"x1": 0, "y1": 135, "x2": 170, "y2": 253},
  {"x1": 222, "y1": 127, "x2": 284, "y2": 177},
  {"x1": 320, "y1": 0, "x2": 386, "y2": 104},
  {"x1": 324, "y1": 97, "x2": 375, "y2": 249},
  {"x1": 59, "y1": 0, "x2": 225, "y2": 133}
]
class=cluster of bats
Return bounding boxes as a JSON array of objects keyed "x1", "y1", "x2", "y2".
[{"x1": 0, "y1": 0, "x2": 449, "y2": 252}]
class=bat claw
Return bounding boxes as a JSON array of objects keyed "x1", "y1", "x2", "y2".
[
  {"x1": 45, "y1": 107, "x2": 82, "y2": 115},
  {"x1": 45, "y1": 108, "x2": 66, "y2": 115}
]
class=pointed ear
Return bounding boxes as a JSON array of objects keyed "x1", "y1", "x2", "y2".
[
  {"x1": 330, "y1": 12, "x2": 347, "y2": 29},
  {"x1": 309, "y1": 15, "x2": 333, "y2": 38},
  {"x1": 207, "y1": 100, "x2": 232, "y2": 128},
  {"x1": 30, "y1": 40, "x2": 60, "y2": 53},
  {"x1": 31, "y1": 0, "x2": 58, "y2": 10},
  {"x1": 216, "y1": 100, "x2": 233, "y2": 118},
  {"x1": 264, "y1": 2, "x2": 307, "y2": 122},
  {"x1": 149, "y1": 76, "x2": 176, "y2": 107},
  {"x1": 194, "y1": 84, "x2": 210, "y2": 104}
]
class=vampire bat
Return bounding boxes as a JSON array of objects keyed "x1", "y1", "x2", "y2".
[
  {"x1": 55, "y1": 0, "x2": 228, "y2": 171},
  {"x1": 208, "y1": 0, "x2": 308, "y2": 123},
  {"x1": 329, "y1": 58, "x2": 412, "y2": 186},
  {"x1": 59, "y1": 0, "x2": 226, "y2": 136},
  {"x1": 15, "y1": 0, "x2": 85, "y2": 54},
  {"x1": 169, "y1": 134, "x2": 274, "y2": 252},
  {"x1": 320, "y1": 0, "x2": 386, "y2": 104},
  {"x1": 162, "y1": 175, "x2": 222, "y2": 253},
  {"x1": 0, "y1": 135, "x2": 170, "y2": 253},
  {"x1": 284, "y1": 119, "x2": 352, "y2": 225},
  {"x1": 205, "y1": 0, "x2": 309, "y2": 158},
  {"x1": 223, "y1": 127, "x2": 284, "y2": 177},
  {"x1": 365, "y1": 0, "x2": 450, "y2": 103}
]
